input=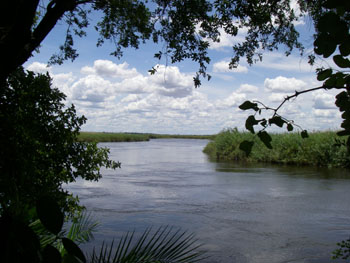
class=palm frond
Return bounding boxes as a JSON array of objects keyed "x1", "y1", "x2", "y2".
[
  {"x1": 89, "y1": 226, "x2": 206, "y2": 263},
  {"x1": 29, "y1": 219, "x2": 65, "y2": 248},
  {"x1": 66, "y1": 211, "x2": 99, "y2": 245}
]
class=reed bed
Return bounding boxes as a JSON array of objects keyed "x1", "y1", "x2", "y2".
[
  {"x1": 77, "y1": 132, "x2": 150, "y2": 142},
  {"x1": 203, "y1": 128, "x2": 350, "y2": 168},
  {"x1": 78, "y1": 132, "x2": 215, "y2": 142}
]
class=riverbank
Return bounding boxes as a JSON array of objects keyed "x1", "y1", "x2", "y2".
[
  {"x1": 203, "y1": 129, "x2": 350, "y2": 168},
  {"x1": 78, "y1": 132, "x2": 215, "y2": 142}
]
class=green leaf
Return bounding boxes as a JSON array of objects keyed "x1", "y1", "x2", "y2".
[
  {"x1": 333, "y1": 55, "x2": 350, "y2": 68},
  {"x1": 269, "y1": 116, "x2": 285, "y2": 128},
  {"x1": 314, "y1": 34, "x2": 337, "y2": 58},
  {"x1": 257, "y1": 131, "x2": 272, "y2": 149},
  {"x1": 239, "y1": 100, "x2": 259, "y2": 111},
  {"x1": 341, "y1": 111, "x2": 350, "y2": 119},
  {"x1": 62, "y1": 238, "x2": 86, "y2": 263},
  {"x1": 341, "y1": 119, "x2": 350, "y2": 129},
  {"x1": 36, "y1": 197, "x2": 64, "y2": 235},
  {"x1": 66, "y1": 211, "x2": 99, "y2": 245},
  {"x1": 301, "y1": 130, "x2": 309, "y2": 139},
  {"x1": 260, "y1": 119, "x2": 267, "y2": 127},
  {"x1": 287, "y1": 123, "x2": 293, "y2": 131},
  {"x1": 337, "y1": 130, "x2": 350, "y2": 136},
  {"x1": 335, "y1": 91, "x2": 350, "y2": 111},
  {"x1": 239, "y1": 140, "x2": 254, "y2": 156},
  {"x1": 316, "y1": 12, "x2": 340, "y2": 34},
  {"x1": 245, "y1": 115, "x2": 259, "y2": 134},
  {"x1": 339, "y1": 41, "x2": 350, "y2": 56},
  {"x1": 322, "y1": 0, "x2": 338, "y2": 9},
  {"x1": 317, "y1": 68, "x2": 332, "y2": 81},
  {"x1": 62, "y1": 253, "x2": 81, "y2": 263},
  {"x1": 89, "y1": 226, "x2": 205, "y2": 263},
  {"x1": 324, "y1": 75, "x2": 337, "y2": 87},
  {"x1": 42, "y1": 245, "x2": 62, "y2": 263}
]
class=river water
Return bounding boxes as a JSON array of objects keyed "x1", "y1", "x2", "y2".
[{"x1": 68, "y1": 139, "x2": 350, "y2": 263}]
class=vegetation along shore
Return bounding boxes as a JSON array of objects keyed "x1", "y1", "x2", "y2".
[
  {"x1": 78, "y1": 132, "x2": 215, "y2": 142},
  {"x1": 203, "y1": 129, "x2": 350, "y2": 169}
]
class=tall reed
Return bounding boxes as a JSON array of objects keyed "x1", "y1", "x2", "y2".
[{"x1": 203, "y1": 128, "x2": 350, "y2": 168}]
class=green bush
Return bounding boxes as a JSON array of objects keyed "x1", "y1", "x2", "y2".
[
  {"x1": 0, "y1": 68, "x2": 120, "y2": 217},
  {"x1": 203, "y1": 128, "x2": 350, "y2": 168}
]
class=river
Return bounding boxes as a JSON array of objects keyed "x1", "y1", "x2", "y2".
[{"x1": 68, "y1": 139, "x2": 350, "y2": 263}]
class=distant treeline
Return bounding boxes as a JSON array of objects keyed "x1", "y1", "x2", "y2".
[
  {"x1": 203, "y1": 129, "x2": 350, "y2": 168},
  {"x1": 78, "y1": 132, "x2": 215, "y2": 142}
]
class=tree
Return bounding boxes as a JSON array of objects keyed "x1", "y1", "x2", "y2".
[
  {"x1": 0, "y1": 67, "x2": 120, "y2": 217},
  {"x1": 0, "y1": 0, "x2": 348, "y2": 262},
  {"x1": 0, "y1": 0, "x2": 311, "y2": 86},
  {"x1": 238, "y1": 0, "x2": 350, "y2": 156}
]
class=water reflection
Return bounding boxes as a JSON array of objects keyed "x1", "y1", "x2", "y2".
[{"x1": 67, "y1": 139, "x2": 350, "y2": 263}]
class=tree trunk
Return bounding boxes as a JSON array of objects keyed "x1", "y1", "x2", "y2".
[{"x1": 0, "y1": 0, "x2": 78, "y2": 84}]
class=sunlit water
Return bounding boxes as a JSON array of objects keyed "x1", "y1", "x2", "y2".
[{"x1": 67, "y1": 139, "x2": 350, "y2": 263}]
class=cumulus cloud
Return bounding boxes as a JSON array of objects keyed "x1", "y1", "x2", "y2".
[
  {"x1": 290, "y1": 0, "x2": 306, "y2": 26},
  {"x1": 115, "y1": 75, "x2": 152, "y2": 94},
  {"x1": 208, "y1": 27, "x2": 247, "y2": 50},
  {"x1": 25, "y1": 59, "x2": 342, "y2": 134},
  {"x1": 121, "y1": 94, "x2": 142, "y2": 103},
  {"x1": 216, "y1": 92, "x2": 246, "y2": 109},
  {"x1": 264, "y1": 76, "x2": 307, "y2": 93},
  {"x1": 148, "y1": 65, "x2": 193, "y2": 98},
  {"x1": 27, "y1": 62, "x2": 52, "y2": 74},
  {"x1": 313, "y1": 92, "x2": 335, "y2": 109},
  {"x1": 256, "y1": 52, "x2": 313, "y2": 72},
  {"x1": 313, "y1": 109, "x2": 338, "y2": 118},
  {"x1": 237, "y1": 84, "x2": 258, "y2": 93},
  {"x1": 81, "y1": 60, "x2": 139, "y2": 79},
  {"x1": 70, "y1": 75, "x2": 115, "y2": 102},
  {"x1": 268, "y1": 93, "x2": 286, "y2": 103},
  {"x1": 213, "y1": 60, "x2": 248, "y2": 73}
]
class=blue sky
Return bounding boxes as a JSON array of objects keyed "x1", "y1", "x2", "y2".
[{"x1": 25, "y1": 5, "x2": 342, "y2": 134}]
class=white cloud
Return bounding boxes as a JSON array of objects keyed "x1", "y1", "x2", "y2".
[
  {"x1": 213, "y1": 60, "x2": 248, "y2": 73},
  {"x1": 313, "y1": 92, "x2": 335, "y2": 110},
  {"x1": 237, "y1": 84, "x2": 258, "y2": 93},
  {"x1": 115, "y1": 75, "x2": 152, "y2": 94},
  {"x1": 25, "y1": 58, "x2": 342, "y2": 134},
  {"x1": 71, "y1": 75, "x2": 115, "y2": 102},
  {"x1": 26, "y1": 62, "x2": 52, "y2": 74},
  {"x1": 52, "y1": 72, "x2": 76, "y2": 99},
  {"x1": 255, "y1": 52, "x2": 313, "y2": 72},
  {"x1": 81, "y1": 60, "x2": 139, "y2": 79},
  {"x1": 290, "y1": 0, "x2": 305, "y2": 26},
  {"x1": 264, "y1": 76, "x2": 307, "y2": 93},
  {"x1": 207, "y1": 27, "x2": 247, "y2": 50},
  {"x1": 121, "y1": 94, "x2": 142, "y2": 103},
  {"x1": 268, "y1": 93, "x2": 286, "y2": 103},
  {"x1": 148, "y1": 65, "x2": 194, "y2": 98},
  {"x1": 313, "y1": 109, "x2": 338, "y2": 118},
  {"x1": 216, "y1": 92, "x2": 246, "y2": 109}
]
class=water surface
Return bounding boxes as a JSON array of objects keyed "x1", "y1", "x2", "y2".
[{"x1": 68, "y1": 139, "x2": 350, "y2": 263}]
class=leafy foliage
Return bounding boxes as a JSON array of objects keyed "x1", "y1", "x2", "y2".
[
  {"x1": 0, "y1": 0, "x2": 313, "y2": 86},
  {"x1": 89, "y1": 226, "x2": 205, "y2": 263},
  {"x1": 238, "y1": 0, "x2": 350, "y2": 157},
  {"x1": 0, "y1": 196, "x2": 87, "y2": 263},
  {"x1": 65, "y1": 211, "x2": 99, "y2": 246},
  {"x1": 0, "y1": 68, "x2": 120, "y2": 217},
  {"x1": 203, "y1": 129, "x2": 350, "y2": 168},
  {"x1": 332, "y1": 237, "x2": 350, "y2": 260}
]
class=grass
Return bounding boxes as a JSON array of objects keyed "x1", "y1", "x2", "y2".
[
  {"x1": 78, "y1": 132, "x2": 215, "y2": 142},
  {"x1": 203, "y1": 128, "x2": 350, "y2": 168},
  {"x1": 77, "y1": 132, "x2": 150, "y2": 142}
]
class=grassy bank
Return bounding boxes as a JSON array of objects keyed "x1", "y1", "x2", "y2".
[
  {"x1": 203, "y1": 129, "x2": 350, "y2": 168},
  {"x1": 78, "y1": 132, "x2": 215, "y2": 142},
  {"x1": 77, "y1": 132, "x2": 150, "y2": 142}
]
